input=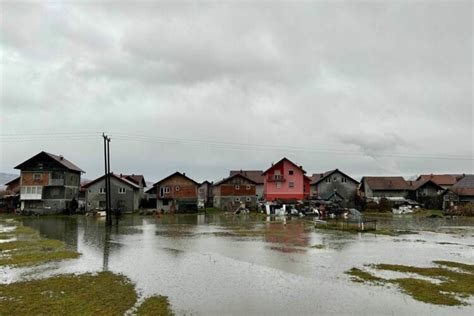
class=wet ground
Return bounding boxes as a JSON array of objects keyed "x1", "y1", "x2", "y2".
[{"x1": 2, "y1": 214, "x2": 474, "y2": 315}]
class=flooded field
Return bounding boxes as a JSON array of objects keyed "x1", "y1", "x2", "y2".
[{"x1": 2, "y1": 214, "x2": 474, "y2": 315}]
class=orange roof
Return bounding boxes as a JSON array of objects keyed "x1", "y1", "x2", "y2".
[{"x1": 417, "y1": 174, "x2": 462, "y2": 186}]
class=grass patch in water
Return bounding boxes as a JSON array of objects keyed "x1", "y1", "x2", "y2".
[
  {"x1": 0, "y1": 221, "x2": 79, "y2": 267},
  {"x1": 136, "y1": 295, "x2": 174, "y2": 315},
  {"x1": 345, "y1": 268, "x2": 386, "y2": 284},
  {"x1": 347, "y1": 261, "x2": 474, "y2": 306},
  {"x1": 310, "y1": 244, "x2": 325, "y2": 249},
  {"x1": 0, "y1": 272, "x2": 137, "y2": 315}
]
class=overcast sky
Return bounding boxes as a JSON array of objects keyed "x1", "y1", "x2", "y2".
[{"x1": 1, "y1": 0, "x2": 472, "y2": 183}]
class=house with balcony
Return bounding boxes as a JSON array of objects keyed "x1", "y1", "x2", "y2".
[
  {"x1": 263, "y1": 157, "x2": 311, "y2": 202},
  {"x1": 82, "y1": 173, "x2": 144, "y2": 212},
  {"x1": 213, "y1": 174, "x2": 258, "y2": 211},
  {"x1": 153, "y1": 172, "x2": 199, "y2": 212},
  {"x1": 15, "y1": 151, "x2": 84, "y2": 214}
]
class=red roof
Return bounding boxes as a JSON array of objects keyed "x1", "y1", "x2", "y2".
[
  {"x1": 262, "y1": 157, "x2": 306, "y2": 175},
  {"x1": 362, "y1": 176, "x2": 409, "y2": 190},
  {"x1": 417, "y1": 174, "x2": 462, "y2": 186},
  {"x1": 121, "y1": 174, "x2": 146, "y2": 187},
  {"x1": 408, "y1": 179, "x2": 444, "y2": 191},
  {"x1": 229, "y1": 170, "x2": 264, "y2": 184}
]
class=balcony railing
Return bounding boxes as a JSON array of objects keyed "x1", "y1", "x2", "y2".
[
  {"x1": 266, "y1": 175, "x2": 286, "y2": 182},
  {"x1": 49, "y1": 179, "x2": 65, "y2": 186}
]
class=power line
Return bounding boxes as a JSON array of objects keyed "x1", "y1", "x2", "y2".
[{"x1": 1, "y1": 132, "x2": 472, "y2": 161}]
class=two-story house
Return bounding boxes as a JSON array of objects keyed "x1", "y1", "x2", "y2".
[
  {"x1": 310, "y1": 169, "x2": 359, "y2": 207},
  {"x1": 229, "y1": 170, "x2": 264, "y2": 200},
  {"x1": 263, "y1": 157, "x2": 310, "y2": 202},
  {"x1": 153, "y1": 172, "x2": 199, "y2": 212},
  {"x1": 213, "y1": 174, "x2": 257, "y2": 210},
  {"x1": 15, "y1": 151, "x2": 84, "y2": 214},
  {"x1": 198, "y1": 180, "x2": 213, "y2": 209},
  {"x1": 83, "y1": 173, "x2": 145, "y2": 212},
  {"x1": 359, "y1": 176, "x2": 410, "y2": 200}
]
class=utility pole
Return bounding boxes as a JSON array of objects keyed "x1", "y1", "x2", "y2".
[{"x1": 103, "y1": 133, "x2": 112, "y2": 226}]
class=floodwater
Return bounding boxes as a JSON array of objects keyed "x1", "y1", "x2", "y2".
[{"x1": 2, "y1": 214, "x2": 474, "y2": 315}]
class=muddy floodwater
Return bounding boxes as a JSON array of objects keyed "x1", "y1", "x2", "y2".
[{"x1": 2, "y1": 214, "x2": 474, "y2": 315}]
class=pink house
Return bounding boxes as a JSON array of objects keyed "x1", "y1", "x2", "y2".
[{"x1": 263, "y1": 157, "x2": 311, "y2": 201}]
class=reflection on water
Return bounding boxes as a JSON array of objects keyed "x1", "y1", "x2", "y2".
[{"x1": 5, "y1": 214, "x2": 474, "y2": 315}]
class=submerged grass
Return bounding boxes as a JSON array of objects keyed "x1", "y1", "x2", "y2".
[
  {"x1": 0, "y1": 220, "x2": 79, "y2": 267},
  {"x1": 347, "y1": 260, "x2": 474, "y2": 306},
  {"x1": 0, "y1": 272, "x2": 137, "y2": 315},
  {"x1": 136, "y1": 295, "x2": 174, "y2": 315}
]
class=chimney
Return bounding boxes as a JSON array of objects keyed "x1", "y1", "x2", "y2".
[
  {"x1": 120, "y1": 173, "x2": 122, "y2": 177},
  {"x1": 59, "y1": 155, "x2": 64, "y2": 160},
  {"x1": 132, "y1": 174, "x2": 134, "y2": 176},
  {"x1": 183, "y1": 172, "x2": 186, "y2": 176}
]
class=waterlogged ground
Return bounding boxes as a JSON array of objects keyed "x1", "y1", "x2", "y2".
[{"x1": 1, "y1": 213, "x2": 474, "y2": 315}]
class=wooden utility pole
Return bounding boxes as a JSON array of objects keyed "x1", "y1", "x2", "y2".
[{"x1": 103, "y1": 133, "x2": 112, "y2": 226}]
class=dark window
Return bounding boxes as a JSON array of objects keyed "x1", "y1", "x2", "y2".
[{"x1": 289, "y1": 170, "x2": 294, "y2": 175}]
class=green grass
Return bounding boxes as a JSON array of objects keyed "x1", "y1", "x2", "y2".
[
  {"x1": 0, "y1": 272, "x2": 137, "y2": 315},
  {"x1": 347, "y1": 261, "x2": 474, "y2": 306},
  {"x1": 345, "y1": 267, "x2": 386, "y2": 283},
  {"x1": 136, "y1": 295, "x2": 174, "y2": 316},
  {"x1": 0, "y1": 220, "x2": 80, "y2": 267},
  {"x1": 310, "y1": 244, "x2": 326, "y2": 249}
]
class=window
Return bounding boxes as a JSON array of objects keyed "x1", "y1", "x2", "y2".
[
  {"x1": 164, "y1": 187, "x2": 171, "y2": 193},
  {"x1": 246, "y1": 197, "x2": 251, "y2": 202},
  {"x1": 33, "y1": 173, "x2": 42, "y2": 181},
  {"x1": 342, "y1": 177, "x2": 347, "y2": 183},
  {"x1": 87, "y1": 202, "x2": 91, "y2": 206},
  {"x1": 246, "y1": 185, "x2": 251, "y2": 190},
  {"x1": 119, "y1": 187, "x2": 126, "y2": 194},
  {"x1": 175, "y1": 186, "x2": 180, "y2": 191},
  {"x1": 235, "y1": 185, "x2": 240, "y2": 190},
  {"x1": 99, "y1": 187, "x2": 106, "y2": 194},
  {"x1": 199, "y1": 188, "x2": 204, "y2": 193},
  {"x1": 289, "y1": 170, "x2": 294, "y2": 175},
  {"x1": 234, "y1": 197, "x2": 240, "y2": 202},
  {"x1": 276, "y1": 182, "x2": 282, "y2": 189},
  {"x1": 289, "y1": 181, "x2": 295, "y2": 188},
  {"x1": 326, "y1": 178, "x2": 330, "y2": 183}
]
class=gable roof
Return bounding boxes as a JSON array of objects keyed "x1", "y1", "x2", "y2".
[
  {"x1": 361, "y1": 176, "x2": 409, "y2": 191},
  {"x1": 153, "y1": 172, "x2": 199, "y2": 186},
  {"x1": 450, "y1": 175, "x2": 474, "y2": 196},
  {"x1": 408, "y1": 179, "x2": 444, "y2": 191},
  {"x1": 417, "y1": 174, "x2": 463, "y2": 186},
  {"x1": 82, "y1": 173, "x2": 140, "y2": 189},
  {"x1": 5, "y1": 176, "x2": 20, "y2": 186},
  {"x1": 310, "y1": 169, "x2": 359, "y2": 186},
  {"x1": 15, "y1": 151, "x2": 84, "y2": 173},
  {"x1": 229, "y1": 170, "x2": 264, "y2": 184},
  {"x1": 320, "y1": 191, "x2": 345, "y2": 201},
  {"x1": 121, "y1": 174, "x2": 146, "y2": 187},
  {"x1": 213, "y1": 173, "x2": 258, "y2": 187},
  {"x1": 262, "y1": 157, "x2": 306, "y2": 175}
]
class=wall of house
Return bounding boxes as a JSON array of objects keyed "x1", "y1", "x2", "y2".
[
  {"x1": 21, "y1": 171, "x2": 50, "y2": 186},
  {"x1": 313, "y1": 171, "x2": 358, "y2": 205},
  {"x1": 156, "y1": 175, "x2": 198, "y2": 212},
  {"x1": 214, "y1": 195, "x2": 257, "y2": 211},
  {"x1": 85, "y1": 177, "x2": 138, "y2": 212},
  {"x1": 264, "y1": 160, "x2": 306, "y2": 201}
]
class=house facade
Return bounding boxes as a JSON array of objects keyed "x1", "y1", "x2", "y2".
[
  {"x1": 408, "y1": 179, "x2": 444, "y2": 199},
  {"x1": 310, "y1": 169, "x2": 359, "y2": 207},
  {"x1": 83, "y1": 173, "x2": 144, "y2": 212},
  {"x1": 229, "y1": 170, "x2": 264, "y2": 200},
  {"x1": 263, "y1": 158, "x2": 310, "y2": 201},
  {"x1": 15, "y1": 152, "x2": 84, "y2": 214},
  {"x1": 198, "y1": 181, "x2": 213, "y2": 209},
  {"x1": 444, "y1": 175, "x2": 474, "y2": 205},
  {"x1": 213, "y1": 174, "x2": 257, "y2": 211},
  {"x1": 359, "y1": 176, "x2": 410, "y2": 200},
  {"x1": 154, "y1": 172, "x2": 199, "y2": 212}
]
